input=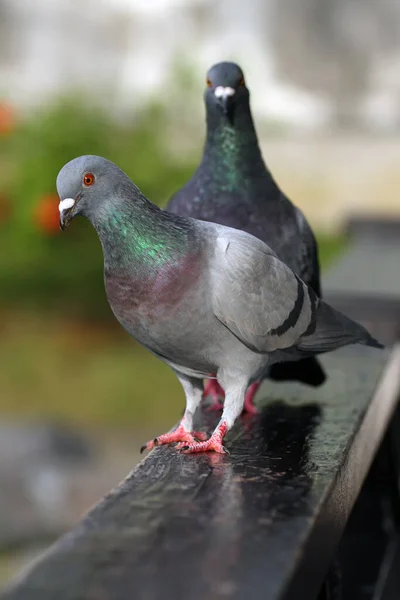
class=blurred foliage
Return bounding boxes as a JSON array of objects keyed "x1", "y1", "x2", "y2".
[
  {"x1": 0, "y1": 96, "x2": 197, "y2": 318},
  {"x1": 316, "y1": 233, "x2": 346, "y2": 268},
  {"x1": 0, "y1": 311, "x2": 183, "y2": 428}
]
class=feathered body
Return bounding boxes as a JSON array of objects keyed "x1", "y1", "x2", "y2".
[
  {"x1": 57, "y1": 155, "x2": 382, "y2": 453},
  {"x1": 168, "y1": 62, "x2": 323, "y2": 393}
]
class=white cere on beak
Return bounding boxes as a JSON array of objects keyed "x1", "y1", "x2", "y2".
[
  {"x1": 58, "y1": 198, "x2": 75, "y2": 213},
  {"x1": 214, "y1": 86, "x2": 235, "y2": 98}
]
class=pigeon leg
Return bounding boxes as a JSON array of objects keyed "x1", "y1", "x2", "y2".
[
  {"x1": 203, "y1": 379, "x2": 225, "y2": 411},
  {"x1": 204, "y1": 380, "x2": 259, "y2": 414},
  {"x1": 140, "y1": 375, "x2": 207, "y2": 453},
  {"x1": 179, "y1": 377, "x2": 247, "y2": 454},
  {"x1": 243, "y1": 381, "x2": 261, "y2": 414}
]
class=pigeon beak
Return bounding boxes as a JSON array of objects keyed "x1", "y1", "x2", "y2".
[
  {"x1": 214, "y1": 86, "x2": 235, "y2": 120},
  {"x1": 59, "y1": 197, "x2": 76, "y2": 231}
]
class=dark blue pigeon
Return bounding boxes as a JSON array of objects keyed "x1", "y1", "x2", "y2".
[{"x1": 167, "y1": 61, "x2": 325, "y2": 412}]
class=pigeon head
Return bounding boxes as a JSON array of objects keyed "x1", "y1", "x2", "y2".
[
  {"x1": 56, "y1": 155, "x2": 138, "y2": 230},
  {"x1": 205, "y1": 62, "x2": 249, "y2": 123}
]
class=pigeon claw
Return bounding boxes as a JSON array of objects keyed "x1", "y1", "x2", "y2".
[
  {"x1": 140, "y1": 425, "x2": 208, "y2": 453},
  {"x1": 177, "y1": 427, "x2": 229, "y2": 455}
]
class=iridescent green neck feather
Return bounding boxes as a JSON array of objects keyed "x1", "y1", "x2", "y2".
[
  {"x1": 91, "y1": 197, "x2": 193, "y2": 275},
  {"x1": 200, "y1": 98, "x2": 267, "y2": 193}
]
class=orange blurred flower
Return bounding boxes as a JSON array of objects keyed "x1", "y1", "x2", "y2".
[
  {"x1": 0, "y1": 103, "x2": 15, "y2": 136},
  {"x1": 34, "y1": 194, "x2": 60, "y2": 235}
]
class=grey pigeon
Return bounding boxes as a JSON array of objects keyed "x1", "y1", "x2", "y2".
[
  {"x1": 57, "y1": 155, "x2": 383, "y2": 454},
  {"x1": 167, "y1": 61, "x2": 325, "y2": 410}
]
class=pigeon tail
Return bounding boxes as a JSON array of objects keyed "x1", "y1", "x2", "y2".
[{"x1": 298, "y1": 300, "x2": 384, "y2": 354}]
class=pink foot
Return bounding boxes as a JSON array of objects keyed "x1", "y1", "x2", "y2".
[
  {"x1": 203, "y1": 379, "x2": 225, "y2": 411},
  {"x1": 140, "y1": 425, "x2": 208, "y2": 453},
  {"x1": 243, "y1": 381, "x2": 261, "y2": 414},
  {"x1": 177, "y1": 422, "x2": 229, "y2": 454}
]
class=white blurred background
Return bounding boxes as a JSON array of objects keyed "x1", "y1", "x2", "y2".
[{"x1": 2, "y1": 0, "x2": 400, "y2": 227}]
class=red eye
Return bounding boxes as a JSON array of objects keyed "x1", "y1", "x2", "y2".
[
  {"x1": 239, "y1": 77, "x2": 245, "y2": 87},
  {"x1": 206, "y1": 78, "x2": 212, "y2": 88},
  {"x1": 83, "y1": 173, "x2": 95, "y2": 186}
]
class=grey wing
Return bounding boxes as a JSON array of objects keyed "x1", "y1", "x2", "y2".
[{"x1": 211, "y1": 231, "x2": 316, "y2": 353}]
